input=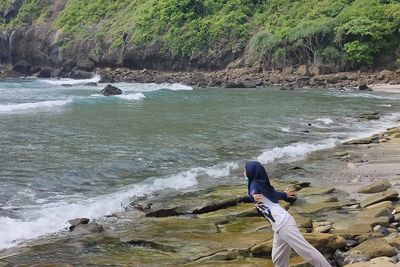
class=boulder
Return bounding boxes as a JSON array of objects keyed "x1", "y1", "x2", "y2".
[
  {"x1": 348, "y1": 238, "x2": 396, "y2": 259},
  {"x1": 357, "y1": 201, "x2": 393, "y2": 218},
  {"x1": 99, "y1": 84, "x2": 123, "y2": 96},
  {"x1": 296, "y1": 65, "x2": 312, "y2": 76},
  {"x1": 12, "y1": 59, "x2": 31, "y2": 75},
  {"x1": 36, "y1": 67, "x2": 53, "y2": 78},
  {"x1": 52, "y1": 67, "x2": 64, "y2": 77},
  {"x1": 30, "y1": 66, "x2": 41, "y2": 74},
  {"x1": 63, "y1": 60, "x2": 76, "y2": 72},
  {"x1": 76, "y1": 59, "x2": 95, "y2": 72},
  {"x1": 358, "y1": 179, "x2": 391, "y2": 194},
  {"x1": 70, "y1": 68, "x2": 92, "y2": 79},
  {"x1": 360, "y1": 190, "x2": 398, "y2": 208},
  {"x1": 358, "y1": 82, "x2": 372, "y2": 91}
]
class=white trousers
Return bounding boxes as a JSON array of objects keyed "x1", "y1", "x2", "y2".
[{"x1": 272, "y1": 215, "x2": 332, "y2": 267}]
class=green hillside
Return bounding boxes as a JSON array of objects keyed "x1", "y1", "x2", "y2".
[{"x1": 1, "y1": 0, "x2": 399, "y2": 69}]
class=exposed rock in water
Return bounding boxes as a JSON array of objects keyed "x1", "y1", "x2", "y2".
[
  {"x1": 68, "y1": 218, "x2": 90, "y2": 231},
  {"x1": 84, "y1": 82, "x2": 97, "y2": 86},
  {"x1": 359, "y1": 112, "x2": 380, "y2": 120},
  {"x1": 68, "y1": 217, "x2": 103, "y2": 235},
  {"x1": 100, "y1": 84, "x2": 122, "y2": 96},
  {"x1": 358, "y1": 82, "x2": 372, "y2": 91}
]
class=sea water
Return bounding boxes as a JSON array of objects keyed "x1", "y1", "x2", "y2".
[{"x1": 0, "y1": 76, "x2": 400, "y2": 250}]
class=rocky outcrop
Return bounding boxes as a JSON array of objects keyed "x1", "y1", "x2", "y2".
[{"x1": 99, "y1": 84, "x2": 122, "y2": 96}]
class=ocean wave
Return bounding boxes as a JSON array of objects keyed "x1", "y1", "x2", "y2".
[
  {"x1": 257, "y1": 139, "x2": 339, "y2": 164},
  {"x1": 280, "y1": 127, "x2": 291, "y2": 133},
  {"x1": 39, "y1": 74, "x2": 101, "y2": 85},
  {"x1": 326, "y1": 91, "x2": 400, "y2": 100},
  {"x1": 0, "y1": 100, "x2": 72, "y2": 112},
  {"x1": 0, "y1": 161, "x2": 236, "y2": 250},
  {"x1": 89, "y1": 93, "x2": 146, "y2": 101},
  {"x1": 315, "y1": 117, "x2": 334, "y2": 125}
]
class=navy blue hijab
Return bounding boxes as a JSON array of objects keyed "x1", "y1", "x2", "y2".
[{"x1": 245, "y1": 161, "x2": 287, "y2": 203}]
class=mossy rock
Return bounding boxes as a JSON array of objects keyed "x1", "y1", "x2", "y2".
[
  {"x1": 297, "y1": 187, "x2": 335, "y2": 196},
  {"x1": 360, "y1": 190, "x2": 399, "y2": 208},
  {"x1": 348, "y1": 238, "x2": 396, "y2": 258}
]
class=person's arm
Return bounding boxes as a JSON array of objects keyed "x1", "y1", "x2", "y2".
[{"x1": 274, "y1": 188, "x2": 297, "y2": 203}]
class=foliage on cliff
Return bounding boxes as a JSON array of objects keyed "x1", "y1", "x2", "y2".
[{"x1": 1, "y1": 0, "x2": 399, "y2": 69}]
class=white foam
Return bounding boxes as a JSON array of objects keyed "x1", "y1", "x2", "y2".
[
  {"x1": 116, "y1": 93, "x2": 145, "y2": 100},
  {"x1": 162, "y1": 83, "x2": 193, "y2": 91},
  {"x1": 315, "y1": 118, "x2": 334, "y2": 125},
  {"x1": 326, "y1": 91, "x2": 400, "y2": 100},
  {"x1": 380, "y1": 104, "x2": 392, "y2": 107},
  {"x1": 40, "y1": 74, "x2": 101, "y2": 85},
  {"x1": 257, "y1": 139, "x2": 339, "y2": 164},
  {"x1": 0, "y1": 161, "x2": 237, "y2": 250},
  {"x1": 280, "y1": 127, "x2": 291, "y2": 133},
  {"x1": 0, "y1": 100, "x2": 72, "y2": 112}
]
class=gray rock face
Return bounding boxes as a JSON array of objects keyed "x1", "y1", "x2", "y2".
[
  {"x1": 70, "y1": 68, "x2": 92, "y2": 79},
  {"x1": 36, "y1": 67, "x2": 52, "y2": 78},
  {"x1": 12, "y1": 59, "x2": 31, "y2": 75},
  {"x1": 99, "y1": 84, "x2": 122, "y2": 96},
  {"x1": 76, "y1": 59, "x2": 95, "y2": 72}
]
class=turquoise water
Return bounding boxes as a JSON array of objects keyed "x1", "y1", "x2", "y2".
[{"x1": 1, "y1": 76, "x2": 400, "y2": 250}]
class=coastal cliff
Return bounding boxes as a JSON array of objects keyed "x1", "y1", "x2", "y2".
[{"x1": 1, "y1": 0, "x2": 400, "y2": 78}]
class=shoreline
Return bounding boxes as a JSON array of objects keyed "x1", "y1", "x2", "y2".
[
  {"x1": 1, "y1": 65, "x2": 400, "y2": 90},
  {"x1": 1, "y1": 126, "x2": 400, "y2": 266}
]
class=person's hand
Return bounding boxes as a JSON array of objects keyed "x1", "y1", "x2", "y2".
[
  {"x1": 285, "y1": 188, "x2": 297, "y2": 199},
  {"x1": 252, "y1": 194, "x2": 262, "y2": 202}
]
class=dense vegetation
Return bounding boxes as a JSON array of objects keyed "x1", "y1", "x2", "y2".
[{"x1": 1, "y1": 0, "x2": 400, "y2": 69}]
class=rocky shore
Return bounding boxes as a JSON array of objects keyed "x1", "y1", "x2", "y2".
[
  {"x1": 1, "y1": 60, "x2": 400, "y2": 91},
  {"x1": 0, "y1": 126, "x2": 400, "y2": 266},
  {"x1": 97, "y1": 66, "x2": 400, "y2": 90}
]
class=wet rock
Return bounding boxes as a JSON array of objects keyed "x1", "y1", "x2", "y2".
[
  {"x1": 84, "y1": 82, "x2": 98, "y2": 86},
  {"x1": 30, "y1": 66, "x2": 41, "y2": 74},
  {"x1": 100, "y1": 84, "x2": 123, "y2": 96},
  {"x1": 68, "y1": 218, "x2": 90, "y2": 231},
  {"x1": 135, "y1": 185, "x2": 248, "y2": 217},
  {"x1": 360, "y1": 190, "x2": 399, "y2": 208},
  {"x1": 358, "y1": 179, "x2": 391, "y2": 194},
  {"x1": 359, "y1": 112, "x2": 380, "y2": 120},
  {"x1": 36, "y1": 67, "x2": 53, "y2": 78},
  {"x1": 379, "y1": 227, "x2": 390, "y2": 236},
  {"x1": 76, "y1": 59, "x2": 95, "y2": 72},
  {"x1": 68, "y1": 220, "x2": 103, "y2": 235},
  {"x1": 343, "y1": 135, "x2": 380, "y2": 145},
  {"x1": 63, "y1": 60, "x2": 76, "y2": 73},
  {"x1": 358, "y1": 82, "x2": 372, "y2": 91},
  {"x1": 346, "y1": 239, "x2": 358, "y2": 248},
  {"x1": 12, "y1": 60, "x2": 31, "y2": 75}
]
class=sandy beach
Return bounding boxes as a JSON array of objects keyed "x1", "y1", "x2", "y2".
[{"x1": 370, "y1": 83, "x2": 400, "y2": 93}]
